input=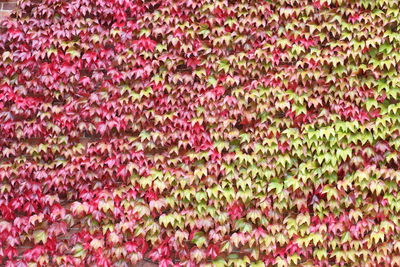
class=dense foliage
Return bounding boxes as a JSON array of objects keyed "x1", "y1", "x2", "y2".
[{"x1": 1, "y1": 0, "x2": 400, "y2": 266}]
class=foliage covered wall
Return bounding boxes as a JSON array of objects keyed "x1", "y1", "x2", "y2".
[{"x1": 1, "y1": 0, "x2": 400, "y2": 266}]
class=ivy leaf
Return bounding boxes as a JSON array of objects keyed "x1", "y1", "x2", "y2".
[
  {"x1": 192, "y1": 232, "x2": 207, "y2": 248},
  {"x1": 268, "y1": 178, "x2": 283, "y2": 194},
  {"x1": 66, "y1": 48, "x2": 81, "y2": 59},
  {"x1": 33, "y1": 230, "x2": 47, "y2": 244},
  {"x1": 218, "y1": 60, "x2": 230, "y2": 73}
]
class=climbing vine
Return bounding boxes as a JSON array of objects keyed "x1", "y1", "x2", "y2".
[{"x1": 1, "y1": 0, "x2": 400, "y2": 266}]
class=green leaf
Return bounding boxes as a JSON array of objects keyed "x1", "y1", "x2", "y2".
[
  {"x1": 66, "y1": 48, "x2": 81, "y2": 58},
  {"x1": 213, "y1": 258, "x2": 228, "y2": 267},
  {"x1": 379, "y1": 43, "x2": 393, "y2": 54},
  {"x1": 207, "y1": 76, "x2": 218, "y2": 87},
  {"x1": 33, "y1": 230, "x2": 47, "y2": 244},
  {"x1": 250, "y1": 261, "x2": 265, "y2": 267},
  {"x1": 73, "y1": 244, "x2": 87, "y2": 258},
  {"x1": 268, "y1": 178, "x2": 283, "y2": 194},
  {"x1": 192, "y1": 232, "x2": 207, "y2": 248},
  {"x1": 218, "y1": 59, "x2": 230, "y2": 72}
]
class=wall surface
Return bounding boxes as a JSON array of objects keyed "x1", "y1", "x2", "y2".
[{"x1": 0, "y1": 1, "x2": 15, "y2": 18}]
